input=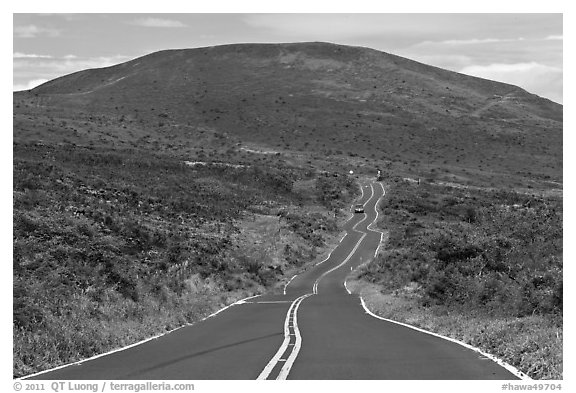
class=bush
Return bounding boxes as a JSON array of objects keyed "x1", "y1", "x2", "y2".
[
  {"x1": 359, "y1": 180, "x2": 562, "y2": 318},
  {"x1": 12, "y1": 142, "x2": 345, "y2": 377}
]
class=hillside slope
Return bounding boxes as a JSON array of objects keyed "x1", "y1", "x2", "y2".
[{"x1": 14, "y1": 42, "x2": 562, "y2": 189}]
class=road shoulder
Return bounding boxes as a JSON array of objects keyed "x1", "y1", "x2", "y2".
[{"x1": 345, "y1": 277, "x2": 560, "y2": 380}]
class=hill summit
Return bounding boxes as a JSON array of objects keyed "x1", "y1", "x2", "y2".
[{"x1": 15, "y1": 42, "x2": 562, "y2": 187}]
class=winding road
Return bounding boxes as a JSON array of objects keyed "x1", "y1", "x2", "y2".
[{"x1": 26, "y1": 182, "x2": 521, "y2": 380}]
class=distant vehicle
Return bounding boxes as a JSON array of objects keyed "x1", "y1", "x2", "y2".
[{"x1": 354, "y1": 204, "x2": 365, "y2": 213}]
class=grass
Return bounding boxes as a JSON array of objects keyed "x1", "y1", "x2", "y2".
[
  {"x1": 14, "y1": 283, "x2": 231, "y2": 377},
  {"x1": 349, "y1": 178, "x2": 562, "y2": 379},
  {"x1": 347, "y1": 280, "x2": 562, "y2": 379},
  {"x1": 12, "y1": 141, "x2": 357, "y2": 378}
]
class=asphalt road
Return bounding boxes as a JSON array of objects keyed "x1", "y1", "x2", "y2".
[{"x1": 27, "y1": 182, "x2": 520, "y2": 380}]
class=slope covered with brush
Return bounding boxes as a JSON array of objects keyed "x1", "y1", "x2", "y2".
[{"x1": 16, "y1": 42, "x2": 562, "y2": 188}]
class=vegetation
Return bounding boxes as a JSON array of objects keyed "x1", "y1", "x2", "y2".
[
  {"x1": 13, "y1": 142, "x2": 355, "y2": 377},
  {"x1": 12, "y1": 41, "x2": 562, "y2": 379},
  {"x1": 15, "y1": 41, "x2": 562, "y2": 192},
  {"x1": 355, "y1": 179, "x2": 562, "y2": 378}
]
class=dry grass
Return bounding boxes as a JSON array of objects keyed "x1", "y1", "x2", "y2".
[
  {"x1": 12, "y1": 141, "x2": 357, "y2": 378},
  {"x1": 13, "y1": 284, "x2": 257, "y2": 378},
  {"x1": 235, "y1": 210, "x2": 348, "y2": 295},
  {"x1": 346, "y1": 278, "x2": 563, "y2": 380}
]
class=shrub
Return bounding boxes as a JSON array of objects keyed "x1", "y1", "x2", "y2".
[
  {"x1": 12, "y1": 142, "x2": 346, "y2": 377},
  {"x1": 359, "y1": 180, "x2": 562, "y2": 318}
]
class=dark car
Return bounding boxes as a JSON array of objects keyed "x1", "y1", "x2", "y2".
[{"x1": 354, "y1": 204, "x2": 365, "y2": 213}]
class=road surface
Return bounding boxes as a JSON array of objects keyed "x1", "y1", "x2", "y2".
[{"x1": 27, "y1": 182, "x2": 520, "y2": 380}]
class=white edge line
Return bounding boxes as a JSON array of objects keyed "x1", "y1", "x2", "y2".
[
  {"x1": 312, "y1": 210, "x2": 358, "y2": 269},
  {"x1": 343, "y1": 182, "x2": 366, "y2": 220},
  {"x1": 367, "y1": 183, "x2": 386, "y2": 258},
  {"x1": 212, "y1": 293, "x2": 262, "y2": 311},
  {"x1": 358, "y1": 296, "x2": 532, "y2": 381},
  {"x1": 366, "y1": 182, "x2": 385, "y2": 232},
  {"x1": 277, "y1": 294, "x2": 311, "y2": 379},
  {"x1": 282, "y1": 182, "x2": 366, "y2": 295},
  {"x1": 273, "y1": 184, "x2": 370, "y2": 374},
  {"x1": 19, "y1": 292, "x2": 262, "y2": 380},
  {"x1": 314, "y1": 246, "x2": 336, "y2": 267},
  {"x1": 356, "y1": 183, "x2": 531, "y2": 381},
  {"x1": 257, "y1": 294, "x2": 307, "y2": 380},
  {"x1": 19, "y1": 184, "x2": 369, "y2": 379},
  {"x1": 373, "y1": 231, "x2": 384, "y2": 259},
  {"x1": 311, "y1": 216, "x2": 355, "y2": 270},
  {"x1": 283, "y1": 275, "x2": 297, "y2": 295},
  {"x1": 343, "y1": 182, "x2": 386, "y2": 294},
  {"x1": 259, "y1": 182, "x2": 381, "y2": 378},
  {"x1": 344, "y1": 279, "x2": 351, "y2": 294},
  {"x1": 363, "y1": 182, "x2": 374, "y2": 207},
  {"x1": 314, "y1": 182, "x2": 379, "y2": 295},
  {"x1": 314, "y1": 232, "x2": 367, "y2": 294}
]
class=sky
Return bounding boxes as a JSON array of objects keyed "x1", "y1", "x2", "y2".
[{"x1": 13, "y1": 13, "x2": 563, "y2": 103}]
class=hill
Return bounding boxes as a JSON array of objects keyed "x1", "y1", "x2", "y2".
[{"x1": 14, "y1": 41, "x2": 562, "y2": 190}]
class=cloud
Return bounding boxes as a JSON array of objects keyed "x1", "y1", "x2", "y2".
[
  {"x1": 13, "y1": 78, "x2": 49, "y2": 91},
  {"x1": 13, "y1": 52, "x2": 53, "y2": 59},
  {"x1": 418, "y1": 37, "x2": 525, "y2": 46},
  {"x1": 460, "y1": 62, "x2": 561, "y2": 80},
  {"x1": 13, "y1": 55, "x2": 133, "y2": 93},
  {"x1": 401, "y1": 35, "x2": 562, "y2": 91},
  {"x1": 130, "y1": 17, "x2": 186, "y2": 28},
  {"x1": 545, "y1": 35, "x2": 563, "y2": 40},
  {"x1": 13, "y1": 55, "x2": 132, "y2": 72},
  {"x1": 460, "y1": 62, "x2": 563, "y2": 103},
  {"x1": 402, "y1": 54, "x2": 474, "y2": 71},
  {"x1": 14, "y1": 25, "x2": 60, "y2": 38},
  {"x1": 241, "y1": 14, "x2": 555, "y2": 43},
  {"x1": 242, "y1": 14, "x2": 422, "y2": 40}
]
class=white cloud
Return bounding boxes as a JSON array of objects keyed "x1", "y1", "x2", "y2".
[
  {"x1": 545, "y1": 35, "x2": 563, "y2": 40},
  {"x1": 243, "y1": 14, "x2": 416, "y2": 39},
  {"x1": 130, "y1": 17, "x2": 186, "y2": 28},
  {"x1": 414, "y1": 37, "x2": 526, "y2": 48},
  {"x1": 14, "y1": 25, "x2": 60, "y2": 38},
  {"x1": 13, "y1": 55, "x2": 132, "y2": 72},
  {"x1": 439, "y1": 38, "x2": 506, "y2": 45},
  {"x1": 13, "y1": 78, "x2": 49, "y2": 91},
  {"x1": 460, "y1": 62, "x2": 563, "y2": 103},
  {"x1": 13, "y1": 55, "x2": 133, "y2": 93},
  {"x1": 460, "y1": 62, "x2": 561, "y2": 79},
  {"x1": 13, "y1": 52, "x2": 53, "y2": 59},
  {"x1": 402, "y1": 53, "x2": 474, "y2": 70}
]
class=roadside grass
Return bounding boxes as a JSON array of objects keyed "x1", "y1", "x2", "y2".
[
  {"x1": 349, "y1": 178, "x2": 562, "y2": 379},
  {"x1": 14, "y1": 285, "x2": 230, "y2": 377},
  {"x1": 13, "y1": 142, "x2": 357, "y2": 378},
  {"x1": 346, "y1": 279, "x2": 562, "y2": 379},
  {"x1": 231, "y1": 209, "x2": 343, "y2": 293}
]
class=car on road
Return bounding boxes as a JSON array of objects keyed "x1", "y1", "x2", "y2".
[{"x1": 354, "y1": 204, "x2": 364, "y2": 213}]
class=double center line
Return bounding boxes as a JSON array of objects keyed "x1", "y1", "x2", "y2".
[
  {"x1": 256, "y1": 293, "x2": 312, "y2": 380},
  {"x1": 258, "y1": 182, "x2": 381, "y2": 380}
]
